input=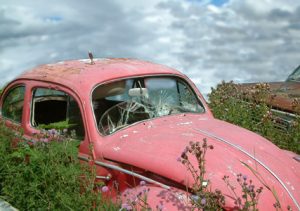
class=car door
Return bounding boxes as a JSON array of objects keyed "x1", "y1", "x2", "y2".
[{"x1": 23, "y1": 82, "x2": 91, "y2": 158}]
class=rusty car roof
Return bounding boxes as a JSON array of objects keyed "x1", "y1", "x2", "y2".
[{"x1": 17, "y1": 58, "x2": 182, "y2": 91}]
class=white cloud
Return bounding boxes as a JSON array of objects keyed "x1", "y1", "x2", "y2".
[{"x1": 0, "y1": 0, "x2": 300, "y2": 96}]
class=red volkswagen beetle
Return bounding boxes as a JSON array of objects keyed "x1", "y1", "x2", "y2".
[{"x1": 0, "y1": 58, "x2": 299, "y2": 210}]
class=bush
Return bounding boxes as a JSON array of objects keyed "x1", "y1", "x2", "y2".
[
  {"x1": 0, "y1": 122, "x2": 117, "y2": 210},
  {"x1": 209, "y1": 81, "x2": 300, "y2": 154}
]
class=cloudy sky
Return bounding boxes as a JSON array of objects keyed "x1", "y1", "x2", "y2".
[{"x1": 1, "y1": 0, "x2": 300, "y2": 95}]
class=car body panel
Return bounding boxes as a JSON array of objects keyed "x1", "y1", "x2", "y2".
[{"x1": 99, "y1": 113, "x2": 300, "y2": 209}]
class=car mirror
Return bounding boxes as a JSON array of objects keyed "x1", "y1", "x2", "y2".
[{"x1": 128, "y1": 88, "x2": 148, "y2": 97}]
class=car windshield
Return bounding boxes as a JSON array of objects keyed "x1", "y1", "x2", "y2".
[
  {"x1": 287, "y1": 65, "x2": 300, "y2": 82},
  {"x1": 92, "y1": 76, "x2": 205, "y2": 135}
]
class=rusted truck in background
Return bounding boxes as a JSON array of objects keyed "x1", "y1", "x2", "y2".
[{"x1": 239, "y1": 65, "x2": 300, "y2": 130}]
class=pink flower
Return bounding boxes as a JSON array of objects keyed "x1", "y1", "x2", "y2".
[{"x1": 101, "y1": 186, "x2": 109, "y2": 193}]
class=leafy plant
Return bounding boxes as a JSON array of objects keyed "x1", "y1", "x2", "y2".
[
  {"x1": 0, "y1": 122, "x2": 117, "y2": 210},
  {"x1": 37, "y1": 120, "x2": 76, "y2": 130}
]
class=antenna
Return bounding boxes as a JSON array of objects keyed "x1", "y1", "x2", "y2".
[{"x1": 88, "y1": 51, "x2": 95, "y2": 64}]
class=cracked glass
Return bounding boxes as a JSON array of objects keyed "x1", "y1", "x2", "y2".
[{"x1": 92, "y1": 76, "x2": 204, "y2": 135}]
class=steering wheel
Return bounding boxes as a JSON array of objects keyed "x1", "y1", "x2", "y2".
[{"x1": 98, "y1": 101, "x2": 150, "y2": 135}]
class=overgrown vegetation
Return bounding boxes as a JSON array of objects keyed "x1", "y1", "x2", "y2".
[
  {"x1": 209, "y1": 81, "x2": 300, "y2": 154},
  {"x1": 0, "y1": 122, "x2": 117, "y2": 210},
  {"x1": 1, "y1": 81, "x2": 298, "y2": 210}
]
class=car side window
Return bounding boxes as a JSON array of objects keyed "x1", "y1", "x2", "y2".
[
  {"x1": 177, "y1": 80, "x2": 204, "y2": 113},
  {"x1": 31, "y1": 88, "x2": 85, "y2": 139},
  {"x1": 2, "y1": 86, "x2": 25, "y2": 123}
]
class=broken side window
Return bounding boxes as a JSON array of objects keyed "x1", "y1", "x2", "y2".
[{"x1": 31, "y1": 88, "x2": 85, "y2": 139}]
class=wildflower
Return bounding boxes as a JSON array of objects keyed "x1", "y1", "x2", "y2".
[
  {"x1": 126, "y1": 205, "x2": 133, "y2": 210},
  {"x1": 247, "y1": 185, "x2": 254, "y2": 192},
  {"x1": 190, "y1": 195, "x2": 200, "y2": 202},
  {"x1": 101, "y1": 186, "x2": 109, "y2": 193},
  {"x1": 139, "y1": 180, "x2": 146, "y2": 186},
  {"x1": 156, "y1": 202, "x2": 164, "y2": 211},
  {"x1": 40, "y1": 138, "x2": 49, "y2": 143},
  {"x1": 201, "y1": 198, "x2": 206, "y2": 205},
  {"x1": 176, "y1": 157, "x2": 181, "y2": 162},
  {"x1": 49, "y1": 129, "x2": 56, "y2": 135},
  {"x1": 243, "y1": 175, "x2": 247, "y2": 181},
  {"x1": 63, "y1": 128, "x2": 68, "y2": 133}
]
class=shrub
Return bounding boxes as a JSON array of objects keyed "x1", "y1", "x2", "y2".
[
  {"x1": 0, "y1": 122, "x2": 117, "y2": 210},
  {"x1": 209, "y1": 81, "x2": 300, "y2": 154}
]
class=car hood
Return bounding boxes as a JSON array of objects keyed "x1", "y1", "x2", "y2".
[{"x1": 99, "y1": 114, "x2": 300, "y2": 209}]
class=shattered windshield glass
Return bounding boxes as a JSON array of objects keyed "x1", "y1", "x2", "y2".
[
  {"x1": 287, "y1": 66, "x2": 300, "y2": 82},
  {"x1": 92, "y1": 76, "x2": 205, "y2": 135}
]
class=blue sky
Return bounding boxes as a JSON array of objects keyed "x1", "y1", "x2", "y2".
[
  {"x1": 0, "y1": 0, "x2": 300, "y2": 95},
  {"x1": 187, "y1": 0, "x2": 228, "y2": 6},
  {"x1": 211, "y1": 0, "x2": 228, "y2": 6}
]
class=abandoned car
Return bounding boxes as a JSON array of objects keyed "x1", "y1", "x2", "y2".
[
  {"x1": 240, "y1": 65, "x2": 300, "y2": 130},
  {"x1": 0, "y1": 58, "x2": 299, "y2": 210}
]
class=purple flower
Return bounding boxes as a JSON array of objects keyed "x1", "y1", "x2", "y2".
[
  {"x1": 126, "y1": 205, "x2": 133, "y2": 210},
  {"x1": 156, "y1": 202, "x2": 164, "y2": 210},
  {"x1": 139, "y1": 180, "x2": 146, "y2": 186},
  {"x1": 49, "y1": 129, "x2": 59, "y2": 136},
  {"x1": 101, "y1": 186, "x2": 109, "y2": 193},
  {"x1": 176, "y1": 157, "x2": 181, "y2": 162},
  {"x1": 201, "y1": 198, "x2": 206, "y2": 205},
  {"x1": 248, "y1": 185, "x2": 254, "y2": 192},
  {"x1": 191, "y1": 195, "x2": 199, "y2": 202},
  {"x1": 243, "y1": 175, "x2": 248, "y2": 181},
  {"x1": 121, "y1": 203, "x2": 133, "y2": 210}
]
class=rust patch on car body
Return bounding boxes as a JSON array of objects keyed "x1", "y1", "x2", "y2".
[{"x1": 240, "y1": 65, "x2": 300, "y2": 114}]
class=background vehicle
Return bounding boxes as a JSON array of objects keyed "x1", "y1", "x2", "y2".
[{"x1": 240, "y1": 65, "x2": 300, "y2": 130}]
